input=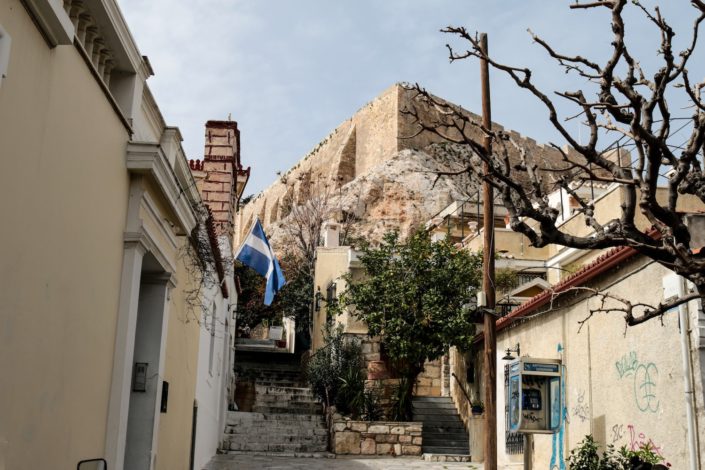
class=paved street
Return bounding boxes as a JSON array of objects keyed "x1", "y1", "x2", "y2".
[{"x1": 205, "y1": 454, "x2": 484, "y2": 470}]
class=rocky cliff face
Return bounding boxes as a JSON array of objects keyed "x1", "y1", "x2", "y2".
[{"x1": 236, "y1": 84, "x2": 564, "y2": 251}]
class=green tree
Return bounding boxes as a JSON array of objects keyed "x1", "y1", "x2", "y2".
[
  {"x1": 235, "y1": 251, "x2": 313, "y2": 338},
  {"x1": 335, "y1": 230, "x2": 482, "y2": 418}
]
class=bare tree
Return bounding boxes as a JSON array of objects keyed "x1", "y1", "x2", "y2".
[{"x1": 405, "y1": 0, "x2": 705, "y2": 325}]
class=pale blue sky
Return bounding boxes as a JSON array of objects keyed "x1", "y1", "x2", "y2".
[{"x1": 118, "y1": 1, "x2": 704, "y2": 195}]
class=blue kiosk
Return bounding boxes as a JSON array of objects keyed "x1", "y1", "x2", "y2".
[{"x1": 507, "y1": 357, "x2": 563, "y2": 434}]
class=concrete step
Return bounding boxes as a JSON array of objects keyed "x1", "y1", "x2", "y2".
[{"x1": 226, "y1": 411, "x2": 325, "y2": 425}]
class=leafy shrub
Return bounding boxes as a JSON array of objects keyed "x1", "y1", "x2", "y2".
[
  {"x1": 387, "y1": 377, "x2": 414, "y2": 421},
  {"x1": 307, "y1": 325, "x2": 378, "y2": 419},
  {"x1": 620, "y1": 443, "x2": 668, "y2": 469},
  {"x1": 567, "y1": 435, "x2": 669, "y2": 470}
]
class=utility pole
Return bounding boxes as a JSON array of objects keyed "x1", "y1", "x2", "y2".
[{"x1": 480, "y1": 32, "x2": 498, "y2": 470}]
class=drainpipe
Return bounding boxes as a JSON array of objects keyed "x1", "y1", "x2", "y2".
[{"x1": 678, "y1": 277, "x2": 699, "y2": 470}]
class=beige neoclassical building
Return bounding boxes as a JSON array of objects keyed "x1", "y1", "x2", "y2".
[{"x1": 0, "y1": 1, "x2": 244, "y2": 469}]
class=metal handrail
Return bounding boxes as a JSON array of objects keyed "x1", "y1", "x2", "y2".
[{"x1": 450, "y1": 372, "x2": 473, "y2": 405}]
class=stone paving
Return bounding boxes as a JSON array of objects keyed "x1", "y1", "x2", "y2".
[{"x1": 204, "y1": 454, "x2": 484, "y2": 470}]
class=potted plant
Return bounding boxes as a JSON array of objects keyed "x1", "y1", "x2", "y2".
[{"x1": 471, "y1": 400, "x2": 485, "y2": 416}]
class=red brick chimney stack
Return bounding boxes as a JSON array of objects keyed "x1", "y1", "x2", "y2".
[{"x1": 197, "y1": 120, "x2": 241, "y2": 235}]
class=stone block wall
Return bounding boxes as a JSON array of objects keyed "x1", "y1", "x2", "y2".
[
  {"x1": 331, "y1": 420, "x2": 423, "y2": 456},
  {"x1": 414, "y1": 357, "x2": 442, "y2": 396}
]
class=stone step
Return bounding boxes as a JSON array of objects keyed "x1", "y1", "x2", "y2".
[
  {"x1": 252, "y1": 405, "x2": 323, "y2": 415},
  {"x1": 422, "y1": 446, "x2": 470, "y2": 455},
  {"x1": 255, "y1": 384, "x2": 314, "y2": 393},
  {"x1": 423, "y1": 438, "x2": 469, "y2": 447},
  {"x1": 225, "y1": 427, "x2": 329, "y2": 437},
  {"x1": 223, "y1": 441, "x2": 328, "y2": 453},
  {"x1": 413, "y1": 407, "x2": 459, "y2": 415},
  {"x1": 255, "y1": 381, "x2": 304, "y2": 388},
  {"x1": 255, "y1": 398, "x2": 320, "y2": 408},
  {"x1": 413, "y1": 402, "x2": 457, "y2": 410},
  {"x1": 215, "y1": 451, "x2": 334, "y2": 459},
  {"x1": 413, "y1": 397, "x2": 453, "y2": 403},
  {"x1": 422, "y1": 453, "x2": 472, "y2": 462},
  {"x1": 423, "y1": 431, "x2": 468, "y2": 440},
  {"x1": 255, "y1": 396, "x2": 319, "y2": 404},
  {"x1": 413, "y1": 414, "x2": 464, "y2": 423},
  {"x1": 412, "y1": 397, "x2": 469, "y2": 456},
  {"x1": 223, "y1": 433, "x2": 328, "y2": 444},
  {"x1": 226, "y1": 411, "x2": 325, "y2": 425}
]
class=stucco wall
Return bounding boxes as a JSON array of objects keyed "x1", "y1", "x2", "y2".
[
  {"x1": 193, "y1": 281, "x2": 235, "y2": 470},
  {"x1": 154, "y1": 249, "x2": 202, "y2": 470},
  {"x1": 492, "y1": 257, "x2": 705, "y2": 469},
  {"x1": 312, "y1": 247, "x2": 351, "y2": 351},
  {"x1": 0, "y1": 1, "x2": 130, "y2": 467}
]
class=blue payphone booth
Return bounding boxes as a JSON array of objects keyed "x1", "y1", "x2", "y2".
[{"x1": 507, "y1": 357, "x2": 562, "y2": 434}]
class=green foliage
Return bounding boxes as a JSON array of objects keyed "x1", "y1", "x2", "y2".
[
  {"x1": 335, "y1": 230, "x2": 482, "y2": 387},
  {"x1": 306, "y1": 325, "x2": 378, "y2": 419},
  {"x1": 620, "y1": 443, "x2": 666, "y2": 467},
  {"x1": 567, "y1": 435, "x2": 626, "y2": 470},
  {"x1": 387, "y1": 377, "x2": 415, "y2": 421},
  {"x1": 495, "y1": 268, "x2": 519, "y2": 294},
  {"x1": 235, "y1": 251, "x2": 313, "y2": 336},
  {"x1": 567, "y1": 435, "x2": 669, "y2": 470}
]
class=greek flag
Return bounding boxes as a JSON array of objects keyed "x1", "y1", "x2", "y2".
[{"x1": 235, "y1": 219, "x2": 286, "y2": 305}]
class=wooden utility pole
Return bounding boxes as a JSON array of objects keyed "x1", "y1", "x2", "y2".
[{"x1": 480, "y1": 32, "x2": 498, "y2": 470}]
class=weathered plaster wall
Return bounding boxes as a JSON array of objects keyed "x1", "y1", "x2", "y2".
[{"x1": 491, "y1": 257, "x2": 705, "y2": 470}]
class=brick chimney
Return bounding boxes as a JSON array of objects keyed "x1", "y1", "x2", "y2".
[{"x1": 189, "y1": 120, "x2": 242, "y2": 235}]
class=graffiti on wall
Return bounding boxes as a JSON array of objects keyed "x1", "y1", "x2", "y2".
[
  {"x1": 615, "y1": 351, "x2": 660, "y2": 413},
  {"x1": 627, "y1": 424, "x2": 665, "y2": 457},
  {"x1": 571, "y1": 389, "x2": 590, "y2": 423},
  {"x1": 610, "y1": 424, "x2": 625, "y2": 443},
  {"x1": 610, "y1": 423, "x2": 666, "y2": 460}
]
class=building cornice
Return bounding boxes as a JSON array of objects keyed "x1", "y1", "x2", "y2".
[{"x1": 126, "y1": 142, "x2": 197, "y2": 234}]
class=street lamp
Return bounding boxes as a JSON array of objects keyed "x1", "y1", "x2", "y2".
[{"x1": 502, "y1": 343, "x2": 521, "y2": 361}]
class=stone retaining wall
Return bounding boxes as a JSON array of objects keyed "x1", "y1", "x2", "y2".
[{"x1": 331, "y1": 420, "x2": 423, "y2": 456}]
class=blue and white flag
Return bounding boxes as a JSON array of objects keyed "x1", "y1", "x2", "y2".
[{"x1": 235, "y1": 219, "x2": 286, "y2": 305}]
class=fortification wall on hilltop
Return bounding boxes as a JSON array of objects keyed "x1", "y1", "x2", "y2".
[
  {"x1": 234, "y1": 84, "x2": 572, "y2": 248},
  {"x1": 235, "y1": 84, "x2": 402, "y2": 245}
]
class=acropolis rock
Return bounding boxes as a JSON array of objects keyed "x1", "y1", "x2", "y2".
[{"x1": 235, "y1": 83, "x2": 565, "y2": 249}]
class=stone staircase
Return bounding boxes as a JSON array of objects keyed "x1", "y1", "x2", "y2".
[
  {"x1": 412, "y1": 396, "x2": 470, "y2": 456},
  {"x1": 222, "y1": 358, "x2": 328, "y2": 455}
]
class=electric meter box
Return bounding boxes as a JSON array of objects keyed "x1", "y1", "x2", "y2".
[{"x1": 507, "y1": 357, "x2": 562, "y2": 434}]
